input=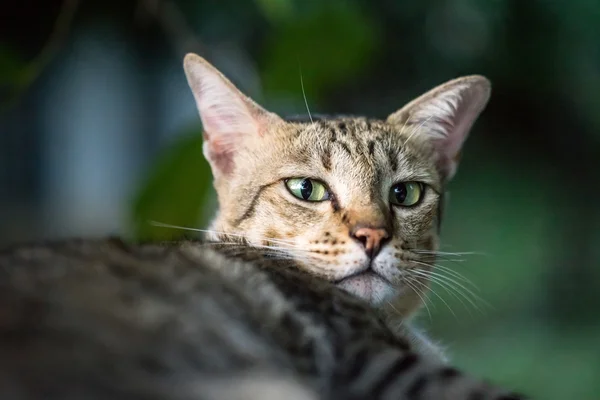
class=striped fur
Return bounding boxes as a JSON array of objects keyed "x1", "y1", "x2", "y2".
[{"x1": 0, "y1": 239, "x2": 525, "y2": 399}]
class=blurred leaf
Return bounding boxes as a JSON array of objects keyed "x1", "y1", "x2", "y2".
[
  {"x1": 131, "y1": 128, "x2": 213, "y2": 241},
  {"x1": 261, "y1": 0, "x2": 379, "y2": 105}
]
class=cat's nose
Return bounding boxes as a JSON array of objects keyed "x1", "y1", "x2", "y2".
[{"x1": 351, "y1": 226, "x2": 390, "y2": 259}]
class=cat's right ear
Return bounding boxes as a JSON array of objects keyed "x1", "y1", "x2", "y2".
[
  {"x1": 386, "y1": 75, "x2": 491, "y2": 182},
  {"x1": 183, "y1": 53, "x2": 283, "y2": 177}
]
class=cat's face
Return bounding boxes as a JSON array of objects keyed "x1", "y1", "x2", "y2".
[
  {"x1": 184, "y1": 54, "x2": 490, "y2": 315},
  {"x1": 205, "y1": 118, "x2": 443, "y2": 312}
]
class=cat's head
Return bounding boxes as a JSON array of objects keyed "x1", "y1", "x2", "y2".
[{"x1": 183, "y1": 54, "x2": 490, "y2": 315}]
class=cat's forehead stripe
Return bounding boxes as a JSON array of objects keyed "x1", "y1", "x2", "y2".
[
  {"x1": 387, "y1": 147, "x2": 399, "y2": 172},
  {"x1": 321, "y1": 149, "x2": 332, "y2": 171},
  {"x1": 232, "y1": 184, "x2": 270, "y2": 226},
  {"x1": 367, "y1": 141, "x2": 375, "y2": 156},
  {"x1": 286, "y1": 116, "x2": 440, "y2": 193},
  {"x1": 337, "y1": 141, "x2": 353, "y2": 158}
]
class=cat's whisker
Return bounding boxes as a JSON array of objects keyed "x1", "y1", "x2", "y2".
[
  {"x1": 412, "y1": 261, "x2": 483, "y2": 297},
  {"x1": 411, "y1": 259, "x2": 477, "y2": 288},
  {"x1": 212, "y1": 242, "x2": 289, "y2": 255},
  {"x1": 230, "y1": 250, "x2": 293, "y2": 261},
  {"x1": 263, "y1": 241, "x2": 315, "y2": 251},
  {"x1": 237, "y1": 238, "x2": 309, "y2": 251},
  {"x1": 231, "y1": 243, "x2": 317, "y2": 263},
  {"x1": 385, "y1": 300, "x2": 401, "y2": 315},
  {"x1": 411, "y1": 250, "x2": 476, "y2": 264},
  {"x1": 254, "y1": 245, "x2": 310, "y2": 258},
  {"x1": 266, "y1": 246, "x2": 317, "y2": 264},
  {"x1": 216, "y1": 245, "x2": 298, "y2": 262},
  {"x1": 436, "y1": 245, "x2": 491, "y2": 258},
  {"x1": 413, "y1": 249, "x2": 490, "y2": 266},
  {"x1": 413, "y1": 249, "x2": 480, "y2": 257},
  {"x1": 427, "y1": 286, "x2": 457, "y2": 319},
  {"x1": 299, "y1": 65, "x2": 313, "y2": 123},
  {"x1": 401, "y1": 277, "x2": 433, "y2": 320},
  {"x1": 148, "y1": 221, "x2": 299, "y2": 247},
  {"x1": 407, "y1": 277, "x2": 436, "y2": 315},
  {"x1": 411, "y1": 269, "x2": 474, "y2": 316},
  {"x1": 420, "y1": 254, "x2": 466, "y2": 264},
  {"x1": 411, "y1": 265, "x2": 476, "y2": 298},
  {"x1": 200, "y1": 241, "x2": 261, "y2": 247},
  {"x1": 247, "y1": 244, "x2": 294, "y2": 254},
  {"x1": 410, "y1": 266, "x2": 489, "y2": 314},
  {"x1": 430, "y1": 264, "x2": 478, "y2": 287},
  {"x1": 215, "y1": 232, "x2": 299, "y2": 247},
  {"x1": 409, "y1": 249, "x2": 469, "y2": 263},
  {"x1": 407, "y1": 273, "x2": 457, "y2": 318}
]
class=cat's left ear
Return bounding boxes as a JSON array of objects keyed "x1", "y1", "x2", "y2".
[
  {"x1": 386, "y1": 75, "x2": 491, "y2": 181},
  {"x1": 183, "y1": 53, "x2": 284, "y2": 178}
]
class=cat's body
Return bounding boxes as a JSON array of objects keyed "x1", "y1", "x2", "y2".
[
  {"x1": 0, "y1": 238, "x2": 520, "y2": 400},
  {"x1": 0, "y1": 54, "x2": 527, "y2": 399}
]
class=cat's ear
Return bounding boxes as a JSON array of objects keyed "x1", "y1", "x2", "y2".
[
  {"x1": 386, "y1": 75, "x2": 491, "y2": 181},
  {"x1": 183, "y1": 53, "x2": 283, "y2": 177}
]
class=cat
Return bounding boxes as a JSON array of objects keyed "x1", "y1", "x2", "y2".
[
  {"x1": 0, "y1": 54, "x2": 526, "y2": 399},
  {"x1": 0, "y1": 239, "x2": 523, "y2": 400},
  {"x1": 182, "y1": 53, "x2": 491, "y2": 362}
]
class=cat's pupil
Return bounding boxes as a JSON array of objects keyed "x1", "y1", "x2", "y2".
[
  {"x1": 300, "y1": 179, "x2": 313, "y2": 200},
  {"x1": 393, "y1": 184, "x2": 407, "y2": 203}
]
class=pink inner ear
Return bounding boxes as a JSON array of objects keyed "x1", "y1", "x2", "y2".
[
  {"x1": 202, "y1": 130, "x2": 236, "y2": 176},
  {"x1": 410, "y1": 81, "x2": 490, "y2": 180},
  {"x1": 427, "y1": 108, "x2": 475, "y2": 179},
  {"x1": 202, "y1": 111, "x2": 251, "y2": 137},
  {"x1": 206, "y1": 145, "x2": 235, "y2": 175},
  {"x1": 196, "y1": 93, "x2": 261, "y2": 177},
  {"x1": 202, "y1": 110, "x2": 259, "y2": 173},
  {"x1": 441, "y1": 93, "x2": 483, "y2": 160}
]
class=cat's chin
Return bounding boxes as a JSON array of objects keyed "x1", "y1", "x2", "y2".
[{"x1": 335, "y1": 271, "x2": 398, "y2": 306}]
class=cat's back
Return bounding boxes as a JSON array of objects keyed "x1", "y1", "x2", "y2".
[
  {"x1": 0, "y1": 239, "x2": 525, "y2": 400},
  {"x1": 0, "y1": 238, "x2": 322, "y2": 399}
]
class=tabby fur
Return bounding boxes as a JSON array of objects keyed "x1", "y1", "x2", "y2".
[{"x1": 0, "y1": 239, "x2": 523, "y2": 399}]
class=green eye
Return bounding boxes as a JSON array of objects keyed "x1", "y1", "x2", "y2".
[
  {"x1": 286, "y1": 178, "x2": 330, "y2": 202},
  {"x1": 390, "y1": 182, "x2": 424, "y2": 207}
]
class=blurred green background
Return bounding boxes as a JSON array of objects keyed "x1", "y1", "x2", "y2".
[{"x1": 2, "y1": 0, "x2": 600, "y2": 398}]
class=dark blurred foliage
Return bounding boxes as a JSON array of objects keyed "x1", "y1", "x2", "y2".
[{"x1": 1, "y1": 0, "x2": 600, "y2": 398}]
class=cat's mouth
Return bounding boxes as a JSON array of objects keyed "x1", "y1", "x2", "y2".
[
  {"x1": 334, "y1": 269, "x2": 391, "y2": 285},
  {"x1": 333, "y1": 264, "x2": 391, "y2": 285},
  {"x1": 334, "y1": 268, "x2": 377, "y2": 284},
  {"x1": 334, "y1": 270, "x2": 397, "y2": 305}
]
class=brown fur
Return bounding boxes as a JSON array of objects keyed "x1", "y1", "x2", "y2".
[
  {"x1": 208, "y1": 117, "x2": 439, "y2": 313},
  {"x1": 183, "y1": 53, "x2": 490, "y2": 320}
]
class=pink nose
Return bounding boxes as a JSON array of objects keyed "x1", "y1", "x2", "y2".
[{"x1": 352, "y1": 227, "x2": 389, "y2": 258}]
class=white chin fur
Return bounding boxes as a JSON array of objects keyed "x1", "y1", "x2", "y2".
[{"x1": 335, "y1": 272, "x2": 398, "y2": 306}]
